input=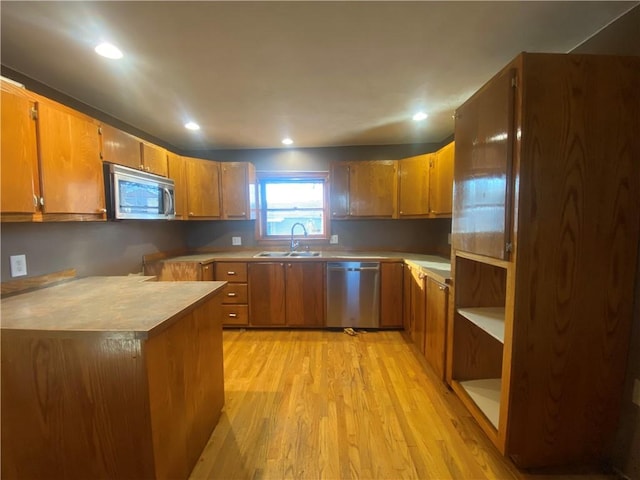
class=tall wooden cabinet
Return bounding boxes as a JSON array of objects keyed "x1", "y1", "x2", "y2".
[{"x1": 448, "y1": 53, "x2": 640, "y2": 468}]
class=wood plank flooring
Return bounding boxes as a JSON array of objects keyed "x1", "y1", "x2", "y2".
[{"x1": 190, "y1": 330, "x2": 614, "y2": 480}]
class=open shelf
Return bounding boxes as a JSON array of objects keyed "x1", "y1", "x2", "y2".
[
  {"x1": 458, "y1": 378, "x2": 501, "y2": 429},
  {"x1": 457, "y1": 307, "x2": 505, "y2": 343}
]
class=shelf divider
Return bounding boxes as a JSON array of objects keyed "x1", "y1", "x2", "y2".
[
  {"x1": 458, "y1": 378, "x2": 501, "y2": 429},
  {"x1": 457, "y1": 306, "x2": 505, "y2": 343}
]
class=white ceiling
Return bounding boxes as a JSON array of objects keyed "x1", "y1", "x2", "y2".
[{"x1": 1, "y1": 1, "x2": 638, "y2": 151}]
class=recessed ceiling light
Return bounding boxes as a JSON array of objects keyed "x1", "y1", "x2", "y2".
[
  {"x1": 282, "y1": 138, "x2": 293, "y2": 145},
  {"x1": 94, "y1": 42, "x2": 123, "y2": 60},
  {"x1": 412, "y1": 112, "x2": 428, "y2": 122},
  {"x1": 184, "y1": 122, "x2": 200, "y2": 131}
]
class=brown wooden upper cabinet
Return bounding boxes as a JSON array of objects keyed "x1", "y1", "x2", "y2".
[
  {"x1": 398, "y1": 141, "x2": 454, "y2": 218},
  {"x1": 184, "y1": 156, "x2": 221, "y2": 219},
  {"x1": 37, "y1": 98, "x2": 105, "y2": 217},
  {"x1": 220, "y1": 162, "x2": 256, "y2": 220},
  {"x1": 100, "y1": 124, "x2": 168, "y2": 177},
  {"x1": 330, "y1": 160, "x2": 398, "y2": 218},
  {"x1": 1, "y1": 81, "x2": 40, "y2": 220},
  {"x1": 398, "y1": 153, "x2": 432, "y2": 217},
  {"x1": 452, "y1": 67, "x2": 515, "y2": 260},
  {"x1": 167, "y1": 152, "x2": 188, "y2": 219}
]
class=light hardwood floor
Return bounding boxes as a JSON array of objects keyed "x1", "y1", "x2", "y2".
[{"x1": 190, "y1": 330, "x2": 614, "y2": 480}]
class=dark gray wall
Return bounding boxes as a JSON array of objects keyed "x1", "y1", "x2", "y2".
[
  {"x1": 570, "y1": 5, "x2": 640, "y2": 478},
  {"x1": 1, "y1": 221, "x2": 188, "y2": 281}
]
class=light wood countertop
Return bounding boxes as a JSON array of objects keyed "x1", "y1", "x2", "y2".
[{"x1": 1, "y1": 276, "x2": 226, "y2": 338}]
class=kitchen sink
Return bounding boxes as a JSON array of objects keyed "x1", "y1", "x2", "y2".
[
  {"x1": 288, "y1": 251, "x2": 321, "y2": 257},
  {"x1": 253, "y1": 251, "x2": 291, "y2": 258}
]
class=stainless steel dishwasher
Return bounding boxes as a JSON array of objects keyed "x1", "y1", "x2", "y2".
[{"x1": 326, "y1": 262, "x2": 380, "y2": 328}]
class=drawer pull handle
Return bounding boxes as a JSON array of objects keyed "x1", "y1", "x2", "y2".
[
  {"x1": 227, "y1": 293, "x2": 237, "y2": 297},
  {"x1": 227, "y1": 271, "x2": 236, "y2": 275},
  {"x1": 228, "y1": 313, "x2": 237, "y2": 318}
]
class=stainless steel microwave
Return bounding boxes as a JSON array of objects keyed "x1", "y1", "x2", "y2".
[{"x1": 104, "y1": 163, "x2": 175, "y2": 220}]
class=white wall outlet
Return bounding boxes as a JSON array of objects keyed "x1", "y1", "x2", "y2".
[
  {"x1": 232, "y1": 236, "x2": 242, "y2": 246},
  {"x1": 633, "y1": 379, "x2": 640, "y2": 407},
  {"x1": 330, "y1": 234, "x2": 339, "y2": 244},
  {"x1": 447, "y1": 233, "x2": 452, "y2": 245},
  {"x1": 10, "y1": 254, "x2": 27, "y2": 277}
]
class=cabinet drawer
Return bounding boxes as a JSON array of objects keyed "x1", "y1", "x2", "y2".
[
  {"x1": 221, "y1": 305, "x2": 249, "y2": 326},
  {"x1": 221, "y1": 283, "x2": 248, "y2": 304},
  {"x1": 215, "y1": 262, "x2": 247, "y2": 283}
]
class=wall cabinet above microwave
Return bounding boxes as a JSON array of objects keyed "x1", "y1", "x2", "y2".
[{"x1": 99, "y1": 124, "x2": 168, "y2": 177}]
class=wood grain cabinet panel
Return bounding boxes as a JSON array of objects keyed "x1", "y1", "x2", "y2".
[
  {"x1": 248, "y1": 262, "x2": 286, "y2": 326},
  {"x1": 425, "y1": 277, "x2": 448, "y2": 380},
  {"x1": 0, "y1": 82, "x2": 39, "y2": 218},
  {"x1": 216, "y1": 262, "x2": 249, "y2": 326},
  {"x1": 380, "y1": 262, "x2": 404, "y2": 327},
  {"x1": 409, "y1": 268, "x2": 426, "y2": 354},
  {"x1": 285, "y1": 262, "x2": 325, "y2": 327},
  {"x1": 141, "y1": 141, "x2": 168, "y2": 177},
  {"x1": 398, "y1": 154, "x2": 431, "y2": 217},
  {"x1": 184, "y1": 156, "x2": 221, "y2": 219},
  {"x1": 220, "y1": 162, "x2": 255, "y2": 220},
  {"x1": 349, "y1": 160, "x2": 397, "y2": 217},
  {"x1": 330, "y1": 162, "x2": 350, "y2": 218},
  {"x1": 449, "y1": 53, "x2": 640, "y2": 468},
  {"x1": 37, "y1": 98, "x2": 105, "y2": 216},
  {"x1": 167, "y1": 152, "x2": 188, "y2": 219},
  {"x1": 429, "y1": 142, "x2": 454, "y2": 216},
  {"x1": 100, "y1": 123, "x2": 142, "y2": 170}
]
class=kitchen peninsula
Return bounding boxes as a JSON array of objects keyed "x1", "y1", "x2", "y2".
[{"x1": 1, "y1": 276, "x2": 226, "y2": 479}]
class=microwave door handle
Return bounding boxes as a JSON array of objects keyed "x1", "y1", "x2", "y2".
[{"x1": 163, "y1": 188, "x2": 173, "y2": 216}]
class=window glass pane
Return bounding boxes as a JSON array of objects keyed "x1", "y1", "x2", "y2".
[
  {"x1": 266, "y1": 210, "x2": 324, "y2": 236},
  {"x1": 265, "y1": 182, "x2": 323, "y2": 209}
]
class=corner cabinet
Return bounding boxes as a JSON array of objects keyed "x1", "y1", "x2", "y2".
[{"x1": 448, "y1": 53, "x2": 640, "y2": 468}]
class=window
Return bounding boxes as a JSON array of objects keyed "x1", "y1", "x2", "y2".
[{"x1": 257, "y1": 172, "x2": 329, "y2": 241}]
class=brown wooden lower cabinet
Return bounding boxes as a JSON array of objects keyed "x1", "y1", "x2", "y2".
[
  {"x1": 215, "y1": 262, "x2": 249, "y2": 326},
  {"x1": 380, "y1": 262, "x2": 403, "y2": 327},
  {"x1": 425, "y1": 277, "x2": 448, "y2": 380},
  {"x1": 409, "y1": 267, "x2": 426, "y2": 354},
  {"x1": 248, "y1": 262, "x2": 325, "y2": 327},
  {"x1": 0, "y1": 294, "x2": 224, "y2": 480}
]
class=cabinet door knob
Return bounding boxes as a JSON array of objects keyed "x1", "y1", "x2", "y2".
[
  {"x1": 227, "y1": 271, "x2": 236, "y2": 275},
  {"x1": 227, "y1": 292, "x2": 237, "y2": 297},
  {"x1": 203, "y1": 266, "x2": 209, "y2": 270},
  {"x1": 99, "y1": 208, "x2": 107, "y2": 213},
  {"x1": 139, "y1": 164, "x2": 144, "y2": 170},
  {"x1": 228, "y1": 313, "x2": 237, "y2": 318}
]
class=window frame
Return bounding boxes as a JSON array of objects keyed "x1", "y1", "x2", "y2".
[{"x1": 256, "y1": 171, "x2": 330, "y2": 244}]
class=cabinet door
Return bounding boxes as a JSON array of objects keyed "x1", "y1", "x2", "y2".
[
  {"x1": 330, "y1": 162, "x2": 350, "y2": 218},
  {"x1": 221, "y1": 162, "x2": 249, "y2": 219},
  {"x1": 185, "y1": 157, "x2": 221, "y2": 218},
  {"x1": 100, "y1": 124, "x2": 141, "y2": 170},
  {"x1": 1, "y1": 84, "x2": 39, "y2": 215},
  {"x1": 410, "y1": 269, "x2": 426, "y2": 354},
  {"x1": 429, "y1": 142, "x2": 454, "y2": 216},
  {"x1": 248, "y1": 263, "x2": 286, "y2": 326},
  {"x1": 425, "y1": 277, "x2": 448, "y2": 380},
  {"x1": 398, "y1": 154, "x2": 430, "y2": 217},
  {"x1": 285, "y1": 262, "x2": 325, "y2": 327},
  {"x1": 380, "y1": 262, "x2": 403, "y2": 327},
  {"x1": 452, "y1": 69, "x2": 515, "y2": 260},
  {"x1": 349, "y1": 161, "x2": 397, "y2": 217},
  {"x1": 403, "y1": 265, "x2": 412, "y2": 332},
  {"x1": 141, "y1": 142, "x2": 168, "y2": 177},
  {"x1": 37, "y1": 99, "x2": 105, "y2": 215},
  {"x1": 167, "y1": 152, "x2": 187, "y2": 218}
]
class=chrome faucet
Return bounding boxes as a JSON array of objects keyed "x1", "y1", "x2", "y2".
[{"x1": 290, "y1": 222, "x2": 308, "y2": 251}]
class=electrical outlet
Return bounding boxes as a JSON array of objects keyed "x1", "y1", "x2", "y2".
[
  {"x1": 232, "y1": 236, "x2": 242, "y2": 246},
  {"x1": 10, "y1": 254, "x2": 27, "y2": 277},
  {"x1": 330, "y1": 234, "x2": 339, "y2": 244},
  {"x1": 633, "y1": 379, "x2": 640, "y2": 407}
]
